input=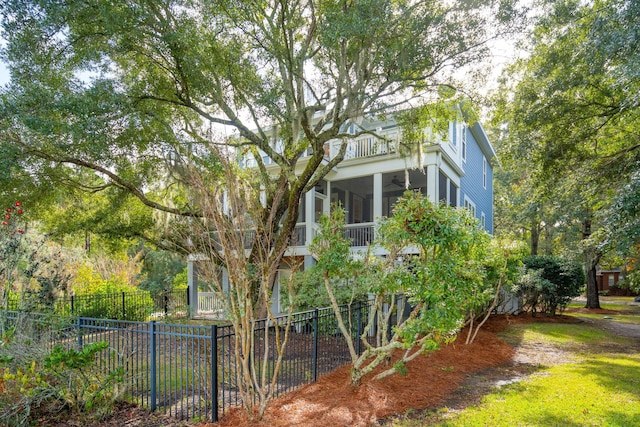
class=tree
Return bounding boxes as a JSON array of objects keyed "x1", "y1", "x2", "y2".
[
  {"x1": 1, "y1": 201, "x2": 26, "y2": 298},
  {"x1": 518, "y1": 254, "x2": 585, "y2": 316},
  {"x1": 492, "y1": 0, "x2": 640, "y2": 308},
  {"x1": 310, "y1": 192, "x2": 493, "y2": 385},
  {"x1": 184, "y1": 159, "x2": 300, "y2": 420},
  {"x1": 464, "y1": 237, "x2": 527, "y2": 344},
  {"x1": 0, "y1": 0, "x2": 520, "y2": 311}
]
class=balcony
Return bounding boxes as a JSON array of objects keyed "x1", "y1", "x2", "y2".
[
  {"x1": 242, "y1": 129, "x2": 399, "y2": 168},
  {"x1": 344, "y1": 223, "x2": 374, "y2": 247},
  {"x1": 336, "y1": 133, "x2": 398, "y2": 160}
]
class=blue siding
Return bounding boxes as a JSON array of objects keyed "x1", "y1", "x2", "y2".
[{"x1": 460, "y1": 126, "x2": 494, "y2": 234}]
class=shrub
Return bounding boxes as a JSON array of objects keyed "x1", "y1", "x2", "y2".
[
  {"x1": 287, "y1": 266, "x2": 368, "y2": 311},
  {"x1": 310, "y1": 193, "x2": 494, "y2": 385},
  {"x1": 618, "y1": 270, "x2": 640, "y2": 294},
  {"x1": 0, "y1": 315, "x2": 125, "y2": 426},
  {"x1": 71, "y1": 289, "x2": 154, "y2": 321},
  {"x1": 518, "y1": 255, "x2": 585, "y2": 316},
  {"x1": 44, "y1": 342, "x2": 125, "y2": 414}
]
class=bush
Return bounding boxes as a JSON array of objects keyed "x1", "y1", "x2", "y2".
[
  {"x1": 0, "y1": 315, "x2": 125, "y2": 426},
  {"x1": 287, "y1": 267, "x2": 368, "y2": 311},
  {"x1": 518, "y1": 255, "x2": 585, "y2": 316},
  {"x1": 44, "y1": 342, "x2": 125, "y2": 414},
  {"x1": 71, "y1": 289, "x2": 155, "y2": 321},
  {"x1": 617, "y1": 270, "x2": 640, "y2": 294}
]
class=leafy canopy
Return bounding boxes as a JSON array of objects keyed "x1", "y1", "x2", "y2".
[{"x1": 0, "y1": 0, "x2": 519, "y2": 250}]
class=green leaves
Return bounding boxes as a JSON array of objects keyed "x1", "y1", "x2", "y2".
[
  {"x1": 518, "y1": 255, "x2": 585, "y2": 315},
  {"x1": 309, "y1": 192, "x2": 498, "y2": 382},
  {"x1": 309, "y1": 208, "x2": 353, "y2": 276},
  {"x1": 44, "y1": 342, "x2": 109, "y2": 371}
]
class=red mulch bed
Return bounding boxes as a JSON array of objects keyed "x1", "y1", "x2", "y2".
[
  {"x1": 206, "y1": 315, "x2": 527, "y2": 427},
  {"x1": 34, "y1": 313, "x2": 587, "y2": 427}
]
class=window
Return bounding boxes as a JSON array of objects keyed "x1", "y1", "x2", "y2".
[
  {"x1": 482, "y1": 157, "x2": 487, "y2": 189},
  {"x1": 314, "y1": 196, "x2": 324, "y2": 222},
  {"x1": 608, "y1": 275, "x2": 615, "y2": 287},
  {"x1": 461, "y1": 124, "x2": 467, "y2": 162},
  {"x1": 450, "y1": 121, "x2": 457, "y2": 147},
  {"x1": 481, "y1": 212, "x2": 486, "y2": 229},
  {"x1": 315, "y1": 180, "x2": 327, "y2": 195},
  {"x1": 438, "y1": 171, "x2": 448, "y2": 204},
  {"x1": 297, "y1": 198, "x2": 306, "y2": 223},
  {"x1": 439, "y1": 170, "x2": 458, "y2": 206},
  {"x1": 464, "y1": 197, "x2": 476, "y2": 218},
  {"x1": 449, "y1": 181, "x2": 458, "y2": 207}
]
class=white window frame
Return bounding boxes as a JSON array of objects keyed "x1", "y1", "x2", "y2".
[
  {"x1": 482, "y1": 157, "x2": 487, "y2": 189},
  {"x1": 449, "y1": 121, "x2": 457, "y2": 147},
  {"x1": 464, "y1": 196, "x2": 476, "y2": 218},
  {"x1": 461, "y1": 124, "x2": 467, "y2": 162}
]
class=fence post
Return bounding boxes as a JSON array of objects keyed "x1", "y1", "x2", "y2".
[
  {"x1": 312, "y1": 308, "x2": 319, "y2": 382},
  {"x1": 186, "y1": 287, "x2": 190, "y2": 307},
  {"x1": 122, "y1": 292, "x2": 126, "y2": 320},
  {"x1": 150, "y1": 320, "x2": 157, "y2": 412},
  {"x1": 211, "y1": 324, "x2": 219, "y2": 422},
  {"x1": 71, "y1": 295, "x2": 75, "y2": 315},
  {"x1": 77, "y1": 317, "x2": 83, "y2": 350}
]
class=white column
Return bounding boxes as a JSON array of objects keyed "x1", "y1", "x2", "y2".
[
  {"x1": 222, "y1": 269, "x2": 229, "y2": 295},
  {"x1": 426, "y1": 163, "x2": 439, "y2": 203},
  {"x1": 305, "y1": 190, "x2": 314, "y2": 245},
  {"x1": 188, "y1": 261, "x2": 198, "y2": 319},
  {"x1": 325, "y1": 181, "x2": 331, "y2": 215}
]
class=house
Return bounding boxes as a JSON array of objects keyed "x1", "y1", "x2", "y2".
[
  {"x1": 188, "y1": 112, "x2": 497, "y2": 317},
  {"x1": 596, "y1": 268, "x2": 633, "y2": 296}
]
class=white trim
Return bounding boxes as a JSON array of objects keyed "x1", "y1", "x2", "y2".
[
  {"x1": 461, "y1": 124, "x2": 467, "y2": 162},
  {"x1": 449, "y1": 121, "x2": 457, "y2": 147},
  {"x1": 481, "y1": 212, "x2": 486, "y2": 229},
  {"x1": 464, "y1": 196, "x2": 476, "y2": 218},
  {"x1": 482, "y1": 157, "x2": 487, "y2": 189}
]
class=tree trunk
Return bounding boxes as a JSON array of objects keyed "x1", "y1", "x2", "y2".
[
  {"x1": 530, "y1": 221, "x2": 539, "y2": 256},
  {"x1": 585, "y1": 260, "x2": 600, "y2": 309},
  {"x1": 582, "y1": 216, "x2": 601, "y2": 309}
]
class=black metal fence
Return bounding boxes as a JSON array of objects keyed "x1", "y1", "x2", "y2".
[
  {"x1": 2, "y1": 289, "x2": 189, "y2": 321},
  {"x1": 0, "y1": 300, "x2": 375, "y2": 422}
]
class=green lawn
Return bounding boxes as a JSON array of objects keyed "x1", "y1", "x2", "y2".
[
  {"x1": 430, "y1": 352, "x2": 640, "y2": 427},
  {"x1": 385, "y1": 303, "x2": 640, "y2": 427},
  {"x1": 565, "y1": 296, "x2": 640, "y2": 324}
]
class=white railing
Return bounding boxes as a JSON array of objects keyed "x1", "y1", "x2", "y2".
[
  {"x1": 335, "y1": 131, "x2": 399, "y2": 160},
  {"x1": 343, "y1": 223, "x2": 375, "y2": 247},
  {"x1": 198, "y1": 292, "x2": 226, "y2": 316},
  {"x1": 242, "y1": 130, "x2": 399, "y2": 167}
]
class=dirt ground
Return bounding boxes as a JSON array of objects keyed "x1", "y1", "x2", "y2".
[{"x1": 40, "y1": 309, "x2": 640, "y2": 427}]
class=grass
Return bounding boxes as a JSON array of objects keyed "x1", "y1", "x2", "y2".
[
  {"x1": 565, "y1": 296, "x2": 640, "y2": 325},
  {"x1": 386, "y1": 302, "x2": 640, "y2": 427},
  {"x1": 564, "y1": 312, "x2": 640, "y2": 325},
  {"x1": 498, "y1": 322, "x2": 625, "y2": 347},
  {"x1": 427, "y1": 351, "x2": 640, "y2": 427}
]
